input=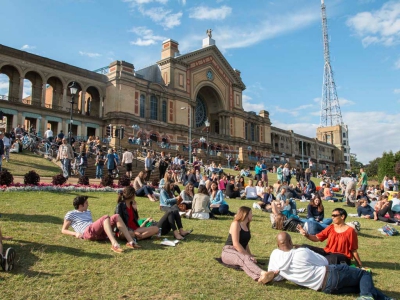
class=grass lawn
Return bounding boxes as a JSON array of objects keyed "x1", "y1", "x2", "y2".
[
  {"x1": 2, "y1": 152, "x2": 60, "y2": 177},
  {"x1": 0, "y1": 191, "x2": 399, "y2": 300}
]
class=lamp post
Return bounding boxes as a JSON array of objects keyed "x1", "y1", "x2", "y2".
[
  {"x1": 132, "y1": 124, "x2": 140, "y2": 167},
  {"x1": 181, "y1": 106, "x2": 192, "y2": 164},
  {"x1": 199, "y1": 136, "x2": 206, "y2": 156},
  {"x1": 68, "y1": 82, "x2": 78, "y2": 144},
  {"x1": 204, "y1": 118, "x2": 210, "y2": 161}
]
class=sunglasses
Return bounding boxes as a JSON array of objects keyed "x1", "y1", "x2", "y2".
[{"x1": 331, "y1": 214, "x2": 341, "y2": 218}]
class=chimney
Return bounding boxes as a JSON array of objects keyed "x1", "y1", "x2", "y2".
[{"x1": 161, "y1": 39, "x2": 180, "y2": 60}]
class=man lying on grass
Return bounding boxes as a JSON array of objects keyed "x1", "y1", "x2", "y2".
[{"x1": 62, "y1": 196, "x2": 140, "y2": 253}]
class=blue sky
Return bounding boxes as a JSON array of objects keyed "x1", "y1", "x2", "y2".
[{"x1": 0, "y1": 0, "x2": 399, "y2": 164}]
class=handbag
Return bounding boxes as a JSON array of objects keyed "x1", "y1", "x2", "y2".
[
  {"x1": 283, "y1": 217, "x2": 303, "y2": 233},
  {"x1": 382, "y1": 224, "x2": 399, "y2": 236}
]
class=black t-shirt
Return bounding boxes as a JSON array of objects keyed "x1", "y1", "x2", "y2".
[
  {"x1": 225, "y1": 226, "x2": 251, "y2": 249},
  {"x1": 225, "y1": 182, "x2": 236, "y2": 197}
]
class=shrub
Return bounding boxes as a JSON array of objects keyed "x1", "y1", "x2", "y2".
[
  {"x1": 52, "y1": 173, "x2": 67, "y2": 186},
  {"x1": 24, "y1": 170, "x2": 40, "y2": 185},
  {"x1": 0, "y1": 170, "x2": 14, "y2": 186},
  {"x1": 101, "y1": 175, "x2": 114, "y2": 187},
  {"x1": 78, "y1": 176, "x2": 89, "y2": 186},
  {"x1": 118, "y1": 175, "x2": 131, "y2": 187}
]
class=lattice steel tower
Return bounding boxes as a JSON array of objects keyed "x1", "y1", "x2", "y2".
[{"x1": 320, "y1": 0, "x2": 343, "y2": 127}]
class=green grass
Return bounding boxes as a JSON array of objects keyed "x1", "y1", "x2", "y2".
[
  {"x1": 0, "y1": 191, "x2": 399, "y2": 300},
  {"x1": 2, "y1": 152, "x2": 60, "y2": 177}
]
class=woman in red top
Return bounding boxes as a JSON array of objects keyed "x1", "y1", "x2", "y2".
[
  {"x1": 297, "y1": 208, "x2": 363, "y2": 267},
  {"x1": 323, "y1": 183, "x2": 338, "y2": 202}
]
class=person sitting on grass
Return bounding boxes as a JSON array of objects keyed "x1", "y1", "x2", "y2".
[
  {"x1": 307, "y1": 195, "x2": 332, "y2": 228},
  {"x1": 297, "y1": 208, "x2": 363, "y2": 266},
  {"x1": 346, "y1": 189, "x2": 358, "y2": 207},
  {"x1": 220, "y1": 206, "x2": 275, "y2": 284},
  {"x1": 225, "y1": 177, "x2": 241, "y2": 199},
  {"x1": 323, "y1": 183, "x2": 338, "y2": 202},
  {"x1": 255, "y1": 185, "x2": 275, "y2": 212},
  {"x1": 191, "y1": 185, "x2": 214, "y2": 220},
  {"x1": 0, "y1": 226, "x2": 16, "y2": 271},
  {"x1": 242, "y1": 179, "x2": 258, "y2": 200},
  {"x1": 179, "y1": 182, "x2": 195, "y2": 210},
  {"x1": 374, "y1": 195, "x2": 399, "y2": 224},
  {"x1": 210, "y1": 181, "x2": 235, "y2": 216},
  {"x1": 357, "y1": 199, "x2": 376, "y2": 220},
  {"x1": 133, "y1": 171, "x2": 157, "y2": 202},
  {"x1": 255, "y1": 180, "x2": 265, "y2": 199},
  {"x1": 62, "y1": 196, "x2": 139, "y2": 253},
  {"x1": 159, "y1": 182, "x2": 191, "y2": 240},
  {"x1": 267, "y1": 232, "x2": 391, "y2": 299}
]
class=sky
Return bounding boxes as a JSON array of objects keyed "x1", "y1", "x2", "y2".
[{"x1": 0, "y1": 0, "x2": 399, "y2": 164}]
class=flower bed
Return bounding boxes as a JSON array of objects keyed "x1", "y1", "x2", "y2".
[{"x1": 0, "y1": 182, "x2": 122, "y2": 193}]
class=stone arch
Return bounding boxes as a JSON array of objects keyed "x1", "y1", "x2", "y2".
[
  {"x1": 45, "y1": 76, "x2": 64, "y2": 109},
  {"x1": 0, "y1": 64, "x2": 22, "y2": 101},
  {"x1": 85, "y1": 85, "x2": 101, "y2": 117},
  {"x1": 23, "y1": 70, "x2": 44, "y2": 106},
  {"x1": 149, "y1": 131, "x2": 160, "y2": 142},
  {"x1": 194, "y1": 83, "x2": 225, "y2": 130}
]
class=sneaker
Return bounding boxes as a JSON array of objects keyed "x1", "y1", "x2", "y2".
[
  {"x1": 253, "y1": 202, "x2": 262, "y2": 210},
  {"x1": 4, "y1": 248, "x2": 16, "y2": 271},
  {"x1": 111, "y1": 244, "x2": 124, "y2": 253},
  {"x1": 297, "y1": 208, "x2": 306, "y2": 213}
]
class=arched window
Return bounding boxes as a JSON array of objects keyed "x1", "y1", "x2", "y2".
[
  {"x1": 140, "y1": 94, "x2": 145, "y2": 118},
  {"x1": 150, "y1": 95, "x2": 158, "y2": 120},
  {"x1": 161, "y1": 100, "x2": 167, "y2": 123},
  {"x1": 214, "y1": 121, "x2": 219, "y2": 134}
]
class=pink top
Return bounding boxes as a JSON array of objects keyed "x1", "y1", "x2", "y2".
[{"x1": 219, "y1": 179, "x2": 227, "y2": 191}]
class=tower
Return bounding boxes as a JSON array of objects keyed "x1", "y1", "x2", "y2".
[
  {"x1": 320, "y1": 0, "x2": 342, "y2": 126},
  {"x1": 317, "y1": 0, "x2": 350, "y2": 171}
]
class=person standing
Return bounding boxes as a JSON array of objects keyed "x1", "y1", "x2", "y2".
[
  {"x1": 44, "y1": 127, "x2": 54, "y2": 143},
  {"x1": 56, "y1": 138, "x2": 74, "y2": 179},
  {"x1": 358, "y1": 168, "x2": 368, "y2": 195},
  {"x1": 158, "y1": 151, "x2": 169, "y2": 180},
  {"x1": 261, "y1": 160, "x2": 268, "y2": 185},
  {"x1": 144, "y1": 151, "x2": 153, "y2": 182},
  {"x1": 0, "y1": 132, "x2": 4, "y2": 171},
  {"x1": 121, "y1": 148, "x2": 134, "y2": 179},
  {"x1": 105, "y1": 149, "x2": 117, "y2": 177},
  {"x1": 2, "y1": 132, "x2": 11, "y2": 163},
  {"x1": 95, "y1": 150, "x2": 105, "y2": 179}
]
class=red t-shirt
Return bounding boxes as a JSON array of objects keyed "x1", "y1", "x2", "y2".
[
  {"x1": 126, "y1": 206, "x2": 138, "y2": 230},
  {"x1": 316, "y1": 225, "x2": 358, "y2": 259}
]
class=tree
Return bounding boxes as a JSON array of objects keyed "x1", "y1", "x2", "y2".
[
  {"x1": 365, "y1": 157, "x2": 380, "y2": 178},
  {"x1": 350, "y1": 154, "x2": 363, "y2": 176},
  {"x1": 377, "y1": 151, "x2": 396, "y2": 182}
]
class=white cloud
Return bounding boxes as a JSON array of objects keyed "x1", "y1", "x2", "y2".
[
  {"x1": 394, "y1": 88, "x2": 400, "y2": 94},
  {"x1": 79, "y1": 51, "x2": 101, "y2": 58},
  {"x1": 129, "y1": 26, "x2": 167, "y2": 46},
  {"x1": 21, "y1": 44, "x2": 36, "y2": 50},
  {"x1": 339, "y1": 97, "x2": 355, "y2": 106},
  {"x1": 347, "y1": 1, "x2": 400, "y2": 47},
  {"x1": 123, "y1": 0, "x2": 168, "y2": 5},
  {"x1": 189, "y1": 5, "x2": 232, "y2": 20},
  {"x1": 179, "y1": 0, "x2": 186, "y2": 5},
  {"x1": 395, "y1": 58, "x2": 400, "y2": 69},
  {"x1": 274, "y1": 104, "x2": 314, "y2": 117},
  {"x1": 138, "y1": 6, "x2": 182, "y2": 29},
  {"x1": 242, "y1": 95, "x2": 264, "y2": 112}
]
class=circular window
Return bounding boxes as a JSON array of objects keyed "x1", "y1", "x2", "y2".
[{"x1": 195, "y1": 96, "x2": 207, "y2": 128}]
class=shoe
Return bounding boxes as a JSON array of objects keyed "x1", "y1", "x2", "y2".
[
  {"x1": 241, "y1": 195, "x2": 246, "y2": 200},
  {"x1": 258, "y1": 271, "x2": 275, "y2": 284},
  {"x1": 126, "y1": 241, "x2": 140, "y2": 249},
  {"x1": 181, "y1": 229, "x2": 193, "y2": 237},
  {"x1": 356, "y1": 296, "x2": 374, "y2": 300},
  {"x1": 111, "y1": 244, "x2": 124, "y2": 253},
  {"x1": 253, "y1": 202, "x2": 262, "y2": 210},
  {"x1": 4, "y1": 248, "x2": 16, "y2": 271},
  {"x1": 297, "y1": 208, "x2": 306, "y2": 213},
  {"x1": 228, "y1": 211, "x2": 236, "y2": 217}
]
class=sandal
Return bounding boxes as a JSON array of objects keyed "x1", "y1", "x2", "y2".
[{"x1": 181, "y1": 229, "x2": 193, "y2": 237}]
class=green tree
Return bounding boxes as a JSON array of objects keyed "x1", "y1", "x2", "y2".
[
  {"x1": 377, "y1": 151, "x2": 396, "y2": 182},
  {"x1": 365, "y1": 157, "x2": 380, "y2": 178},
  {"x1": 350, "y1": 154, "x2": 363, "y2": 175}
]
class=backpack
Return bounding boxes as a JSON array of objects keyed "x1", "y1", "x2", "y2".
[
  {"x1": 283, "y1": 217, "x2": 302, "y2": 233},
  {"x1": 381, "y1": 224, "x2": 399, "y2": 236}
]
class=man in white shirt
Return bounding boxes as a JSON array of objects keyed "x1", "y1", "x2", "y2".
[
  {"x1": 267, "y1": 232, "x2": 390, "y2": 299},
  {"x1": 44, "y1": 127, "x2": 54, "y2": 142},
  {"x1": 121, "y1": 148, "x2": 134, "y2": 178}
]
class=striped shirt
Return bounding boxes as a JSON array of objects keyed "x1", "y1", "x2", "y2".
[{"x1": 64, "y1": 210, "x2": 93, "y2": 234}]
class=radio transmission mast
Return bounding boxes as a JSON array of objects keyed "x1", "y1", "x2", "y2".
[{"x1": 320, "y1": 0, "x2": 343, "y2": 126}]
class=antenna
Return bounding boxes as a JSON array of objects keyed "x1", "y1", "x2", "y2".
[{"x1": 320, "y1": 0, "x2": 343, "y2": 127}]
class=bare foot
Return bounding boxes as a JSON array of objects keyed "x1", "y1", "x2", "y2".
[{"x1": 174, "y1": 233, "x2": 184, "y2": 240}]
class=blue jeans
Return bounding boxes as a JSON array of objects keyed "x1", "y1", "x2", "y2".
[
  {"x1": 307, "y1": 218, "x2": 332, "y2": 228},
  {"x1": 61, "y1": 158, "x2": 71, "y2": 178},
  {"x1": 361, "y1": 184, "x2": 367, "y2": 195},
  {"x1": 79, "y1": 166, "x2": 86, "y2": 176},
  {"x1": 96, "y1": 165, "x2": 103, "y2": 179},
  {"x1": 323, "y1": 264, "x2": 389, "y2": 299},
  {"x1": 325, "y1": 196, "x2": 338, "y2": 202},
  {"x1": 211, "y1": 204, "x2": 230, "y2": 215},
  {"x1": 136, "y1": 185, "x2": 153, "y2": 197},
  {"x1": 302, "y1": 220, "x2": 325, "y2": 235}
]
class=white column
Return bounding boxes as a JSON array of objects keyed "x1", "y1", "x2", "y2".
[
  {"x1": 62, "y1": 88, "x2": 67, "y2": 109},
  {"x1": 80, "y1": 91, "x2": 86, "y2": 115},
  {"x1": 41, "y1": 83, "x2": 47, "y2": 107},
  {"x1": 18, "y1": 77, "x2": 24, "y2": 101}
]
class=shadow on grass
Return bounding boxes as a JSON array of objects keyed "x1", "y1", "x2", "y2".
[
  {"x1": 182, "y1": 233, "x2": 224, "y2": 243},
  {"x1": 357, "y1": 231, "x2": 384, "y2": 239},
  {"x1": 2, "y1": 213, "x2": 63, "y2": 225},
  {"x1": 12, "y1": 239, "x2": 112, "y2": 278}
]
